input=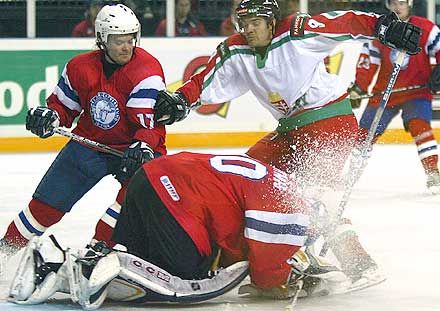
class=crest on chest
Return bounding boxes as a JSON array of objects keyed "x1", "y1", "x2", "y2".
[{"x1": 90, "y1": 92, "x2": 121, "y2": 129}]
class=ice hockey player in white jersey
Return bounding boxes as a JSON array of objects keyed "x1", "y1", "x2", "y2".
[{"x1": 152, "y1": 0, "x2": 421, "y2": 288}]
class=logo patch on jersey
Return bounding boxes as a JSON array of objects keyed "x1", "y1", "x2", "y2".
[
  {"x1": 90, "y1": 92, "x2": 120, "y2": 130},
  {"x1": 390, "y1": 49, "x2": 410, "y2": 70},
  {"x1": 268, "y1": 92, "x2": 289, "y2": 115},
  {"x1": 291, "y1": 14, "x2": 308, "y2": 37},
  {"x1": 160, "y1": 176, "x2": 180, "y2": 201}
]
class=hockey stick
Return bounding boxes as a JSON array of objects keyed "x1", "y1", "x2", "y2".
[
  {"x1": 53, "y1": 127, "x2": 124, "y2": 158},
  {"x1": 319, "y1": 50, "x2": 407, "y2": 256},
  {"x1": 351, "y1": 83, "x2": 427, "y2": 100}
]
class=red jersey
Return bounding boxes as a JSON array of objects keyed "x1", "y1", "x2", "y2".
[
  {"x1": 47, "y1": 48, "x2": 167, "y2": 154},
  {"x1": 71, "y1": 20, "x2": 94, "y2": 37},
  {"x1": 143, "y1": 152, "x2": 310, "y2": 289},
  {"x1": 355, "y1": 16, "x2": 440, "y2": 107}
]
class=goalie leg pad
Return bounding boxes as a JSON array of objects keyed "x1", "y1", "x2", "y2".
[
  {"x1": 8, "y1": 235, "x2": 66, "y2": 305},
  {"x1": 107, "y1": 252, "x2": 248, "y2": 303},
  {"x1": 66, "y1": 242, "x2": 119, "y2": 310}
]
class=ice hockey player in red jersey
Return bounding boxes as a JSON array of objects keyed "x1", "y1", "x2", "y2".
[
  {"x1": 8, "y1": 152, "x2": 352, "y2": 309},
  {"x1": 151, "y1": 0, "x2": 421, "y2": 287},
  {"x1": 348, "y1": 0, "x2": 440, "y2": 194},
  {"x1": 0, "y1": 4, "x2": 167, "y2": 274}
]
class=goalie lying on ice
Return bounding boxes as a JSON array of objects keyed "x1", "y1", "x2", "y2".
[{"x1": 7, "y1": 152, "x2": 382, "y2": 309}]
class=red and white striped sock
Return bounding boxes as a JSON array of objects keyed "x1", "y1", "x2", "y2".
[{"x1": 3, "y1": 198, "x2": 64, "y2": 247}]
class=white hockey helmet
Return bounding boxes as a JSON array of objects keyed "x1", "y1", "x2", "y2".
[
  {"x1": 385, "y1": 0, "x2": 413, "y2": 10},
  {"x1": 95, "y1": 4, "x2": 141, "y2": 47}
]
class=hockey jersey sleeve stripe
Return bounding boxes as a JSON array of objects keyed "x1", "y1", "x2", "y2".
[
  {"x1": 53, "y1": 76, "x2": 81, "y2": 112},
  {"x1": 126, "y1": 98, "x2": 156, "y2": 109},
  {"x1": 427, "y1": 28, "x2": 440, "y2": 55},
  {"x1": 244, "y1": 227, "x2": 307, "y2": 246},
  {"x1": 130, "y1": 75, "x2": 166, "y2": 96},
  {"x1": 245, "y1": 210, "x2": 309, "y2": 226},
  {"x1": 127, "y1": 75, "x2": 165, "y2": 108},
  {"x1": 245, "y1": 217, "x2": 307, "y2": 236},
  {"x1": 129, "y1": 88, "x2": 159, "y2": 99}
]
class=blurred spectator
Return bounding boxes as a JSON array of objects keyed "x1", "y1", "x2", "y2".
[
  {"x1": 155, "y1": 0, "x2": 208, "y2": 37},
  {"x1": 123, "y1": 0, "x2": 156, "y2": 36},
  {"x1": 280, "y1": 0, "x2": 300, "y2": 17},
  {"x1": 71, "y1": 0, "x2": 104, "y2": 37},
  {"x1": 219, "y1": 0, "x2": 241, "y2": 36}
]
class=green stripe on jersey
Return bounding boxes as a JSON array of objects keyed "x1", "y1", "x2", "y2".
[{"x1": 276, "y1": 98, "x2": 353, "y2": 132}]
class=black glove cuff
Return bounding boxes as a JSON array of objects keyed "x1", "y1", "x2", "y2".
[{"x1": 174, "y1": 91, "x2": 190, "y2": 107}]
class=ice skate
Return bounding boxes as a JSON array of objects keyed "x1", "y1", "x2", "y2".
[
  {"x1": 426, "y1": 172, "x2": 440, "y2": 194},
  {"x1": 345, "y1": 258, "x2": 386, "y2": 292},
  {"x1": 289, "y1": 247, "x2": 351, "y2": 298}
]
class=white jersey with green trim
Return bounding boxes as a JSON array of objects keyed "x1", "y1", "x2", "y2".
[{"x1": 186, "y1": 11, "x2": 379, "y2": 121}]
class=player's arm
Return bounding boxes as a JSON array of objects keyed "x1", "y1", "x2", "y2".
[
  {"x1": 119, "y1": 74, "x2": 166, "y2": 181},
  {"x1": 299, "y1": 11, "x2": 420, "y2": 55},
  {"x1": 426, "y1": 23, "x2": 440, "y2": 93},
  {"x1": 26, "y1": 63, "x2": 81, "y2": 138},
  {"x1": 154, "y1": 37, "x2": 248, "y2": 125},
  {"x1": 348, "y1": 40, "x2": 381, "y2": 108},
  {"x1": 239, "y1": 207, "x2": 310, "y2": 299}
]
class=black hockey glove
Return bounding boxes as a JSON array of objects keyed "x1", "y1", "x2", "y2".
[
  {"x1": 154, "y1": 91, "x2": 190, "y2": 126},
  {"x1": 375, "y1": 12, "x2": 421, "y2": 55},
  {"x1": 26, "y1": 106, "x2": 60, "y2": 138},
  {"x1": 119, "y1": 141, "x2": 154, "y2": 182},
  {"x1": 347, "y1": 83, "x2": 367, "y2": 109},
  {"x1": 429, "y1": 65, "x2": 440, "y2": 93}
]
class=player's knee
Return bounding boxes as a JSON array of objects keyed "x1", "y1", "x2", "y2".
[{"x1": 406, "y1": 118, "x2": 432, "y2": 137}]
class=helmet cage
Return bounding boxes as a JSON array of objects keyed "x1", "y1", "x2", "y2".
[{"x1": 95, "y1": 4, "x2": 141, "y2": 49}]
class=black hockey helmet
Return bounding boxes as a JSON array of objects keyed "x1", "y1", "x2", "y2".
[{"x1": 235, "y1": 0, "x2": 280, "y2": 32}]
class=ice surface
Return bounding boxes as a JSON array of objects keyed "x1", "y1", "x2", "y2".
[{"x1": 0, "y1": 145, "x2": 439, "y2": 311}]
